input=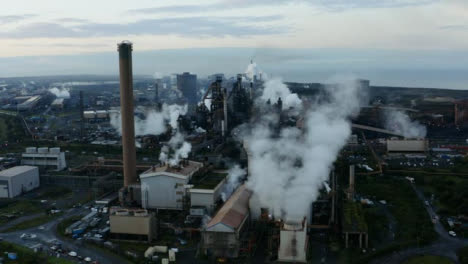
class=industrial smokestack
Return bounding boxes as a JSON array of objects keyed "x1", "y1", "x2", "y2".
[{"x1": 118, "y1": 40, "x2": 137, "y2": 187}]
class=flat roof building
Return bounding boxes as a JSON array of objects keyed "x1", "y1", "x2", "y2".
[
  {"x1": 22, "y1": 147, "x2": 67, "y2": 171},
  {"x1": 0, "y1": 166, "x2": 39, "y2": 198},
  {"x1": 109, "y1": 207, "x2": 156, "y2": 242}
]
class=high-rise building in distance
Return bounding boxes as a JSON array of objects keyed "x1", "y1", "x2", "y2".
[{"x1": 177, "y1": 72, "x2": 197, "y2": 104}]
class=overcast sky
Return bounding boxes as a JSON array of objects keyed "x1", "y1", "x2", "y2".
[{"x1": 1, "y1": 0, "x2": 468, "y2": 88}]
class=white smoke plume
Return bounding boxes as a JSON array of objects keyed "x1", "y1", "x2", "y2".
[
  {"x1": 384, "y1": 109, "x2": 426, "y2": 138},
  {"x1": 159, "y1": 132, "x2": 192, "y2": 166},
  {"x1": 220, "y1": 165, "x2": 246, "y2": 202},
  {"x1": 49, "y1": 87, "x2": 70, "y2": 99},
  {"x1": 110, "y1": 103, "x2": 192, "y2": 165},
  {"x1": 244, "y1": 74, "x2": 362, "y2": 221},
  {"x1": 245, "y1": 62, "x2": 258, "y2": 80},
  {"x1": 245, "y1": 61, "x2": 266, "y2": 81},
  {"x1": 260, "y1": 78, "x2": 302, "y2": 109},
  {"x1": 110, "y1": 104, "x2": 187, "y2": 136}
]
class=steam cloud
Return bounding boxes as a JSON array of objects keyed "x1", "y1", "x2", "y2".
[
  {"x1": 110, "y1": 104, "x2": 187, "y2": 136},
  {"x1": 49, "y1": 87, "x2": 70, "y2": 99},
  {"x1": 244, "y1": 72, "x2": 362, "y2": 221},
  {"x1": 384, "y1": 109, "x2": 426, "y2": 138},
  {"x1": 110, "y1": 103, "x2": 192, "y2": 165},
  {"x1": 159, "y1": 132, "x2": 192, "y2": 166},
  {"x1": 220, "y1": 165, "x2": 246, "y2": 202},
  {"x1": 260, "y1": 78, "x2": 302, "y2": 109}
]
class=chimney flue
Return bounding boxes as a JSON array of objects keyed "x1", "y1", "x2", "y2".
[{"x1": 118, "y1": 41, "x2": 137, "y2": 187}]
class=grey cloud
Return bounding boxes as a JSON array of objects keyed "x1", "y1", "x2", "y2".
[
  {"x1": 55, "y1": 18, "x2": 89, "y2": 23},
  {"x1": 0, "y1": 14, "x2": 36, "y2": 24},
  {"x1": 439, "y1": 24, "x2": 468, "y2": 30},
  {"x1": 129, "y1": 0, "x2": 438, "y2": 14},
  {"x1": 0, "y1": 16, "x2": 286, "y2": 38}
]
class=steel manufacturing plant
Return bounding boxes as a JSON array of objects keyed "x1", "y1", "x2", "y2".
[{"x1": 1, "y1": 36, "x2": 468, "y2": 264}]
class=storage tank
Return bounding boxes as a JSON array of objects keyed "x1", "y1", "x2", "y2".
[
  {"x1": 26, "y1": 147, "x2": 37, "y2": 153},
  {"x1": 37, "y1": 147, "x2": 49, "y2": 154}
]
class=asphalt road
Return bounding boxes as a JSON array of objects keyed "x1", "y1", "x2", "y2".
[
  {"x1": 0, "y1": 207, "x2": 129, "y2": 264},
  {"x1": 370, "y1": 184, "x2": 468, "y2": 264}
]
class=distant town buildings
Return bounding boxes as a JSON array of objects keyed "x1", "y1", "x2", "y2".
[{"x1": 177, "y1": 72, "x2": 197, "y2": 104}]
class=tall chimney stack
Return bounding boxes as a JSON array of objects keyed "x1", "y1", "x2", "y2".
[{"x1": 118, "y1": 41, "x2": 137, "y2": 187}]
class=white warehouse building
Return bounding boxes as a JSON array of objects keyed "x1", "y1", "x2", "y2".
[
  {"x1": 140, "y1": 160, "x2": 204, "y2": 210},
  {"x1": 0, "y1": 166, "x2": 39, "y2": 198},
  {"x1": 22, "y1": 147, "x2": 67, "y2": 171}
]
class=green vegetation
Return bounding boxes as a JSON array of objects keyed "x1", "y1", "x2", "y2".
[
  {"x1": 0, "y1": 241, "x2": 73, "y2": 264},
  {"x1": 0, "y1": 200, "x2": 43, "y2": 224},
  {"x1": 343, "y1": 201, "x2": 368, "y2": 232},
  {"x1": 0, "y1": 115, "x2": 25, "y2": 142},
  {"x1": 458, "y1": 246, "x2": 468, "y2": 264},
  {"x1": 3, "y1": 213, "x2": 63, "y2": 232},
  {"x1": 37, "y1": 186, "x2": 72, "y2": 199},
  {"x1": 413, "y1": 173, "x2": 468, "y2": 216},
  {"x1": 401, "y1": 255, "x2": 453, "y2": 264},
  {"x1": 357, "y1": 176, "x2": 437, "y2": 244}
]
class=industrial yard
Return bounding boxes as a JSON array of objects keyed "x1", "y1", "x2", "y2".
[{"x1": 0, "y1": 42, "x2": 467, "y2": 264}]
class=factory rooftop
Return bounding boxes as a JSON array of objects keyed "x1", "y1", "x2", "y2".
[
  {"x1": 205, "y1": 184, "x2": 252, "y2": 232},
  {"x1": 190, "y1": 171, "x2": 227, "y2": 189},
  {"x1": 0, "y1": 166, "x2": 37, "y2": 177},
  {"x1": 140, "y1": 160, "x2": 203, "y2": 179}
]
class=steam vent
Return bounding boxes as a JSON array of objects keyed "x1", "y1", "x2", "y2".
[{"x1": 118, "y1": 40, "x2": 137, "y2": 186}]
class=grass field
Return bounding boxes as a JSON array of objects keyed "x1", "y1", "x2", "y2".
[
  {"x1": 457, "y1": 246, "x2": 468, "y2": 264},
  {"x1": 402, "y1": 255, "x2": 453, "y2": 264},
  {"x1": 0, "y1": 115, "x2": 26, "y2": 142},
  {"x1": 0, "y1": 200, "x2": 43, "y2": 225},
  {"x1": 0, "y1": 241, "x2": 73, "y2": 264},
  {"x1": 3, "y1": 213, "x2": 63, "y2": 232},
  {"x1": 357, "y1": 176, "x2": 437, "y2": 244}
]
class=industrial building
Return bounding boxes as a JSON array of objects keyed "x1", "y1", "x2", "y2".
[
  {"x1": 202, "y1": 185, "x2": 252, "y2": 258},
  {"x1": 16, "y1": 95, "x2": 41, "y2": 111},
  {"x1": 0, "y1": 166, "x2": 39, "y2": 198},
  {"x1": 109, "y1": 207, "x2": 156, "y2": 242},
  {"x1": 386, "y1": 138, "x2": 428, "y2": 153},
  {"x1": 22, "y1": 147, "x2": 67, "y2": 171},
  {"x1": 189, "y1": 171, "x2": 227, "y2": 214},
  {"x1": 140, "y1": 160, "x2": 204, "y2": 210}
]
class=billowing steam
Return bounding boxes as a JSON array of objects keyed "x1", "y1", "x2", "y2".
[
  {"x1": 49, "y1": 87, "x2": 70, "y2": 99},
  {"x1": 244, "y1": 72, "x2": 362, "y2": 221},
  {"x1": 245, "y1": 61, "x2": 265, "y2": 80},
  {"x1": 110, "y1": 104, "x2": 187, "y2": 136},
  {"x1": 220, "y1": 165, "x2": 246, "y2": 202},
  {"x1": 260, "y1": 78, "x2": 302, "y2": 109},
  {"x1": 159, "y1": 132, "x2": 192, "y2": 166},
  {"x1": 110, "y1": 103, "x2": 192, "y2": 165},
  {"x1": 384, "y1": 109, "x2": 426, "y2": 138}
]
